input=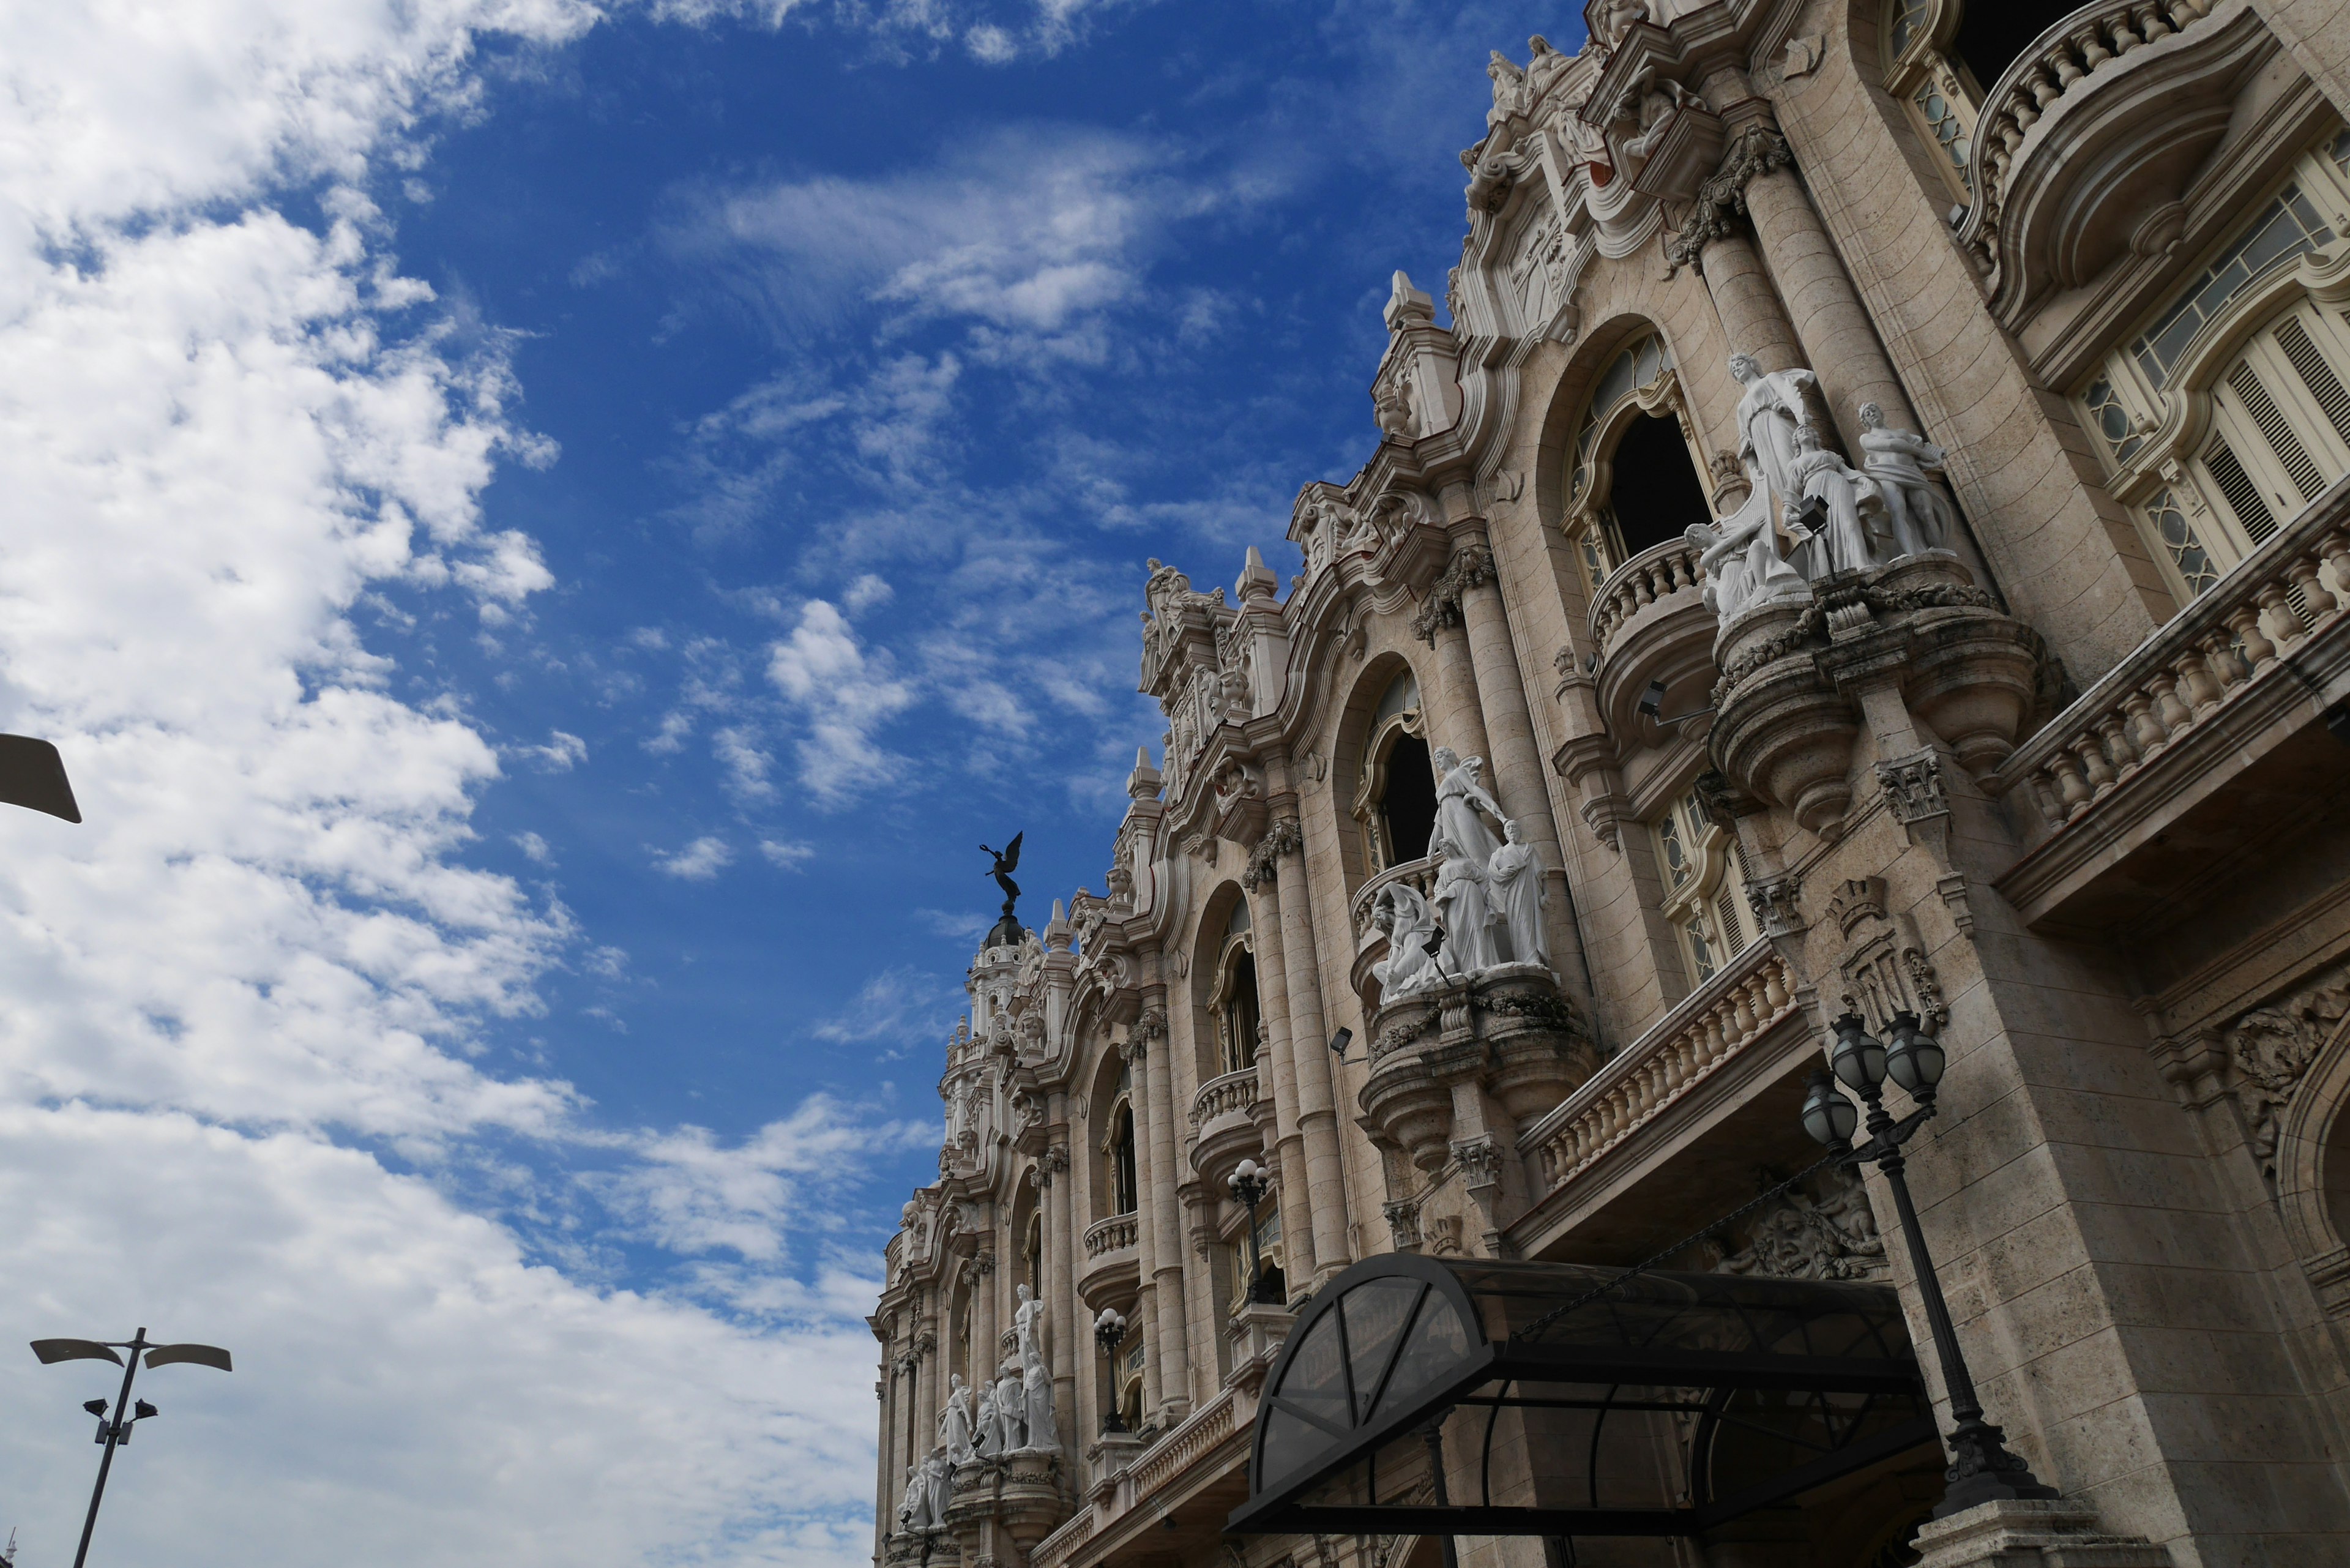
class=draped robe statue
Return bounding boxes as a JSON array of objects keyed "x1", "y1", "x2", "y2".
[
  {"x1": 900, "y1": 1461, "x2": 930, "y2": 1532},
  {"x1": 1013, "y1": 1284, "x2": 1058, "y2": 1450},
  {"x1": 1430, "y1": 831, "x2": 1501, "y2": 974},
  {"x1": 938, "y1": 1373, "x2": 975, "y2": 1466},
  {"x1": 1730, "y1": 353, "x2": 1818, "y2": 517},
  {"x1": 1857, "y1": 401, "x2": 1959, "y2": 559},
  {"x1": 1372, "y1": 882, "x2": 1440, "y2": 998},
  {"x1": 1483, "y1": 819, "x2": 1549, "y2": 968},
  {"x1": 974, "y1": 1381, "x2": 1000, "y2": 1458},
  {"x1": 994, "y1": 1361, "x2": 1026, "y2": 1453},
  {"x1": 1789, "y1": 420, "x2": 1892, "y2": 575},
  {"x1": 923, "y1": 1447, "x2": 952, "y2": 1528},
  {"x1": 1431, "y1": 747, "x2": 1505, "y2": 867}
]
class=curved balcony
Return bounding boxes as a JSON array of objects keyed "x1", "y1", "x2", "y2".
[
  {"x1": 1187, "y1": 1065, "x2": 1264, "y2": 1182},
  {"x1": 1078, "y1": 1211, "x2": 1140, "y2": 1312},
  {"x1": 1347, "y1": 856, "x2": 1441, "y2": 1002},
  {"x1": 1589, "y1": 536, "x2": 1717, "y2": 743},
  {"x1": 1958, "y1": 0, "x2": 2257, "y2": 321}
]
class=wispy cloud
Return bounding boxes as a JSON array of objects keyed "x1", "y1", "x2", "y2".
[
  {"x1": 810, "y1": 965, "x2": 958, "y2": 1046},
  {"x1": 653, "y1": 835, "x2": 734, "y2": 879},
  {"x1": 766, "y1": 600, "x2": 916, "y2": 802}
]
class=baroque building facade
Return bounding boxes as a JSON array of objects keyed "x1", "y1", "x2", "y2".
[{"x1": 871, "y1": 1, "x2": 2350, "y2": 1564}]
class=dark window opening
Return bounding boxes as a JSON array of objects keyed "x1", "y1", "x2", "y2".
[
  {"x1": 1223, "y1": 952, "x2": 1263, "y2": 1073},
  {"x1": 1112, "y1": 1106, "x2": 1139, "y2": 1215},
  {"x1": 1609, "y1": 413, "x2": 1712, "y2": 557},
  {"x1": 1953, "y1": 2, "x2": 2051, "y2": 94},
  {"x1": 1379, "y1": 734, "x2": 1437, "y2": 863}
]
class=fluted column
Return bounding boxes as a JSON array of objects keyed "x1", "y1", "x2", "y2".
[
  {"x1": 1244, "y1": 868, "x2": 1317, "y2": 1286},
  {"x1": 1137, "y1": 1007, "x2": 1193, "y2": 1416},
  {"x1": 1741, "y1": 161, "x2": 1917, "y2": 450},
  {"x1": 1268, "y1": 820, "x2": 1352, "y2": 1282}
]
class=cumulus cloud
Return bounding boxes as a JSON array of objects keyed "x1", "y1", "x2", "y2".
[
  {"x1": 653, "y1": 835, "x2": 736, "y2": 879},
  {"x1": 521, "y1": 730, "x2": 590, "y2": 771},
  {"x1": 761, "y1": 838, "x2": 816, "y2": 870},
  {"x1": 766, "y1": 600, "x2": 914, "y2": 802}
]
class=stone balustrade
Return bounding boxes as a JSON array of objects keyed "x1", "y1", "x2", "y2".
[
  {"x1": 1991, "y1": 493, "x2": 2350, "y2": 835},
  {"x1": 1029, "y1": 1388, "x2": 1242, "y2": 1568},
  {"x1": 1188, "y1": 1066, "x2": 1259, "y2": 1132},
  {"x1": 1589, "y1": 536, "x2": 1704, "y2": 659},
  {"x1": 1083, "y1": 1212, "x2": 1140, "y2": 1260},
  {"x1": 1349, "y1": 854, "x2": 1439, "y2": 942},
  {"x1": 1962, "y1": 0, "x2": 2218, "y2": 269},
  {"x1": 1523, "y1": 942, "x2": 1796, "y2": 1192}
]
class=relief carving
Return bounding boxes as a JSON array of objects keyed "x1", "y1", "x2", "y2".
[
  {"x1": 1828, "y1": 876, "x2": 1948, "y2": 1032},
  {"x1": 2223, "y1": 960, "x2": 2350, "y2": 1189}
]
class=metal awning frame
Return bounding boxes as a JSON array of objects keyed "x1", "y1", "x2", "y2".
[{"x1": 1226, "y1": 1255, "x2": 1939, "y2": 1539}]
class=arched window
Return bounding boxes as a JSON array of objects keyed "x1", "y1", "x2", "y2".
[
  {"x1": 1024, "y1": 1212, "x2": 1043, "y2": 1302},
  {"x1": 1561, "y1": 332, "x2": 1714, "y2": 593},
  {"x1": 1881, "y1": 0, "x2": 1980, "y2": 206},
  {"x1": 1106, "y1": 1062, "x2": 1139, "y2": 1216},
  {"x1": 1117, "y1": 1336, "x2": 1147, "y2": 1430},
  {"x1": 1350, "y1": 668, "x2": 1436, "y2": 872},
  {"x1": 1209, "y1": 900, "x2": 1263, "y2": 1076},
  {"x1": 1645, "y1": 783, "x2": 1757, "y2": 987},
  {"x1": 2074, "y1": 133, "x2": 2350, "y2": 603}
]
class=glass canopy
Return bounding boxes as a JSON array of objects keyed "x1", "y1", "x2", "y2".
[{"x1": 1228, "y1": 1253, "x2": 1935, "y2": 1538}]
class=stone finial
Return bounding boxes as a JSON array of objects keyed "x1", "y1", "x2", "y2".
[
  {"x1": 1044, "y1": 898, "x2": 1072, "y2": 951},
  {"x1": 1127, "y1": 744, "x2": 1163, "y2": 800},
  {"x1": 1384, "y1": 270, "x2": 1436, "y2": 332},
  {"x1": 1238, "y1": 545, "x2": 1278, "y2": 603}
]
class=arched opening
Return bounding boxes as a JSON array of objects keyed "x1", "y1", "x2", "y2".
[
  {"x1": 1561, "y1": 330, "x2": 1710, "y2": 590},
  {"x1": 1610, "y1": 411, "x2": 1715, "y2": 556},
  {"x1": 1024, "y1": 1211, "x2": 1044, "y2": 1304},
  {"x1": 1207, "y1": 898, "x2": 1264, "y2": 1077},
  {"x1": 1352, "y1": 666, "x2": 1435, "y2": 872}
]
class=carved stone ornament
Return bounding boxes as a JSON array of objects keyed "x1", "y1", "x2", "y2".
[
  {"x1": 1828, "y1": 876, "x2": 1949, "y2": 1032},
  {"x1": 1035, "y1": 1144, "x2": 1070, "y2": 1187},
  {"x1": 1876, "y1": 749, "x2": 1950, "y2": 824},
  {"x1": 1744, "y1": 872, "x2": 1805, "y2": 940},
  {"x1": 2223, "y1": 960, "x2": 2350, "y2": 1189},
  {"x1": 1241, "y1": 818, "x2": 1304, "y2": 892},
  {"x1": 1450, "y1": 1135, "x2": 1504, "y2": 1188},
  {"x1": 1383, "y1": 1197, "x2": 1424, "y2": 1250},
  {"x1": 1409, "y1": 544, "x2": 1496, "y2": 646},
  {"x1": 1663, "y1": 125, "x2": 1793, "y2": 275},
  {"x1": 1712, "y1": 1167, "x2": 1887, "y2": 1281}
]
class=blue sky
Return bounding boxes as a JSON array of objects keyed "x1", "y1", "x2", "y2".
[{"x1": 0, "y1": 1, "x2": 1575, "y2": 1561}]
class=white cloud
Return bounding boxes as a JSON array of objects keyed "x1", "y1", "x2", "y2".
[
  {"x1": 766, "y1": 600, "x2": 914, "y2": 803},
  {"x1": 714, "y1": 723, "x2": 779, "y2": 801},
  {"x1": 842, "y1": 572, "x2": 895, "y2": 613},
  {"x1": 521, "y1": 729, "x2": 589, "y2": 771},
  {"x1": 653, "y1": 835, "x2": 735, "y2": 880},
  {"x1": 810, "y1": 966, "x2": 955, "y2": 1046},
  {"x1": 760, "y1": 838, "x2": 816, "y2": 870},
  {"x1": 512, "y1": 830, "x2": 554, "y2": 864}
]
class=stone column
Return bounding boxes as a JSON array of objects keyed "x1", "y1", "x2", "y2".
[
  {"x1": 1693, "y1": 227, "x2": 1804, "y2": 380},
  {"x1": 1123, "y1": 1031, "x2": 1166, "y2": 1416},
  {"x1": 1136, "y1": 1007, "x2": 1193, "y2": 1417},
  {"x1": 1456, "y1": 545, "x2": 1591, "y2": 997},
  {"x1": 1267, "y1": 818, "x2": 1352, "y2": 1283},
  {"x1": 912, "y1": 1292, "x2": 940, "y2": 1464},
  {"x1": 972, "y1": 1252, "x2": 999, "y2": 1399},
  {"x1": 1244, "y1": 868, "x2": 1318, "y2": 1285},
  {"x1": 1742, "y1": 161, "x2": 1917, "y2": 450},
  {"x1": 875, "y1": 1343, "x2": 898, "y2": 1550},
  {"x1": 1043, "y1": 1110, "x2": 1079, "y2": 1452}
]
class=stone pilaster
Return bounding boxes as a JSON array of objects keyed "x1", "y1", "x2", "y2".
[
  {"x1": 1267, "y1": 816, "x2": 1352, "y2": 1282},
  {"x1": 1040, "y1": 1116, "x2": 1079, "y2": 1453},
  {"x1": 1134, "y1": 1008, "x2": 1191, "y2": 1419},
  {"x1": 1240, "y1": 863, "x2": 1317, "y2": 1284}
]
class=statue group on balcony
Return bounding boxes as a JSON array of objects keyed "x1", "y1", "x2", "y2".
[
  {"x1": 1688, "y1": 351, "x2": 1963, "y2": 623},
  {"x1": 896, "y1": 1285, "x2": 1063, "y2": 1532},
  {"x1": 1371, "y1": 752, "x2": 1552, "y2": 1002}
]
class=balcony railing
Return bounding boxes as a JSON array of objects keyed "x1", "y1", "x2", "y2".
[
  {"x1": 1521, "y1": 941, "x2": 1795, "y2": 1193},
  {"x1": 1990, "y1": 482, "x2": 2349, "y2": 838},
  {"x1": 1589, "y1": 536, "x2": 1704, "y2": 660},
  {"x1": 1084, "y1": 1212, "x2": 1140, "y2": 1260},
  {"x1": 1030, "y1": 1387, "x2": 1242, "y2": 1568},
  {"x1": 1189, "y1": 1066, "x2": 1259, "y2": 1132}
]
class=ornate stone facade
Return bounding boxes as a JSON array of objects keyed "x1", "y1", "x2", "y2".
[{"x1": 873, "y1": 5, "x2": 2350, "y2": 1567}]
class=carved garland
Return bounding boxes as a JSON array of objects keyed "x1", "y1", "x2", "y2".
[{"x1": 1240, "y1": 818, "x2": 1305, "y2": 892}]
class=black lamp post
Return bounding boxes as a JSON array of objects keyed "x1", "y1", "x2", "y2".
[
  {"x1": 1800, "y1": 1012, "x2": 2057, "y2": 1517},
  {"x1": 1228, "y1": 1159, "x2": 1283, "y2": 1305},
  {"x1": 32, "y1": 1328, "x2": 233, "y2": 1567},
  {"x1": 1092, "y1": 1307, "x2": 1129, "y2": 1434}
]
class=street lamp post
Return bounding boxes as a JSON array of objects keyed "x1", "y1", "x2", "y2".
[
  {"x1": 1227, "y1": 1159, "x2": 1282, "y2": 1305},
  {"x1": 1800, "y1": 1012, "x2": 2059, "y2": 1518},
  {"x1": 32, "y1": 1329, "x2": 233, "y2": 1567},
  {"x1": 1092, "y1": 1307, "x2": 1128, "y2": 1434}
]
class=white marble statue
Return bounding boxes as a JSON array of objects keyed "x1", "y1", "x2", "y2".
[
  {"x1": 923, "y1": 1446, "x2": 952, "y2": 1526},
  {"x1": 973, "y1": 1380, "x2": 1000, "y2": 1458},
  {"x1": 1022, "y1": 1346, "x2": 1058, "y2": 1451},
  {"x1": 938, "y1": 1373, "x2": 975, "y2": 1466},
  {"x1": 900, "y1": 1460, "x2": 930, "y2": 1533},
  {"x1": 1486, "y1": 51, "x2": 1529, "y2": 124},
  {"x1": 1431, "y1": 747, "x2": 1505, "y2": 867},
  {"x1": 1373, "y1": 881, "x2": 1440, "y2": 998},
  {"x1": 994, "y1": 1359, "x2": 1026, "y2": 1452},
  {"x1": 1525, "y1": 35, "x2": 1570, "y2": 102},
  {"x1": 1013, "y1": 1283, "x2": 1045, "y2": 1365},
  {"x1": 1594, "y1": 0, "x2": 1649, "y2": 47},
  {"x1": 1686, "y1": 484, "x2": 1812, "y2": 622},
  {"x1": 1484, "y1": 819, "x2": 1549, "y2": 968},
  {"x1": 1789, "y1": 419, "x2": 1892, "y2": 575},
  {"x1": 1857, "y1": 401, "x2": 1958, "y2": 559},
  {"x1": 1729, "y1": 353, "x2": 1819, "y2": 515},
  {"x1": 1430, "y1": 831, "x2": 1500, "y2": 974}
]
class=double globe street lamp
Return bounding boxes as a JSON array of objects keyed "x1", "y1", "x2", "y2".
[
  {"x1": 1800, "y1": 1011, "x2": 2058, "y2": 1517},
  {"x1": 1228, "y1": 1159, "x2": 1284, "y2": 1306}
]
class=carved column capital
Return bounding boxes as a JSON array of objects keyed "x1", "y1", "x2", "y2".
[
  {"x1": 1408, "y1": 543, "x2": 1496, "y2": 646},
  {"x1": 1240, "y1": 816, "x2": 1304, "y2": 890},
  {"x1": 1663, "y1": 124, "x2": 1794, "y2": 274}
]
